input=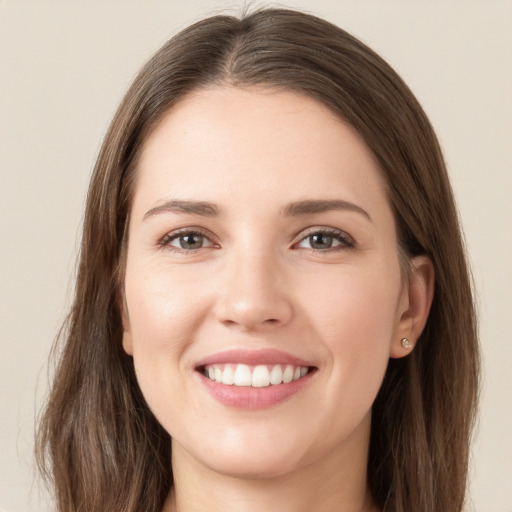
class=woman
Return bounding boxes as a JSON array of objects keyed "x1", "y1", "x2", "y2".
[{"x1": 36, "y1": 8, "x2": 479, "y2": 512}]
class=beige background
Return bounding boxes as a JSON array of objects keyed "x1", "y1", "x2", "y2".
[{"x1": 1, "y1": 1, "x2": 511, "y2": 511}]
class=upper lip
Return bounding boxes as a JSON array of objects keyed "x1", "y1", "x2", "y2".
[{"x1": 195, "y1": 349, "x2": 316, "y2": 369}]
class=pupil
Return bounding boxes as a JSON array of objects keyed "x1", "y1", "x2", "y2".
[
  {"x1": 180, "y1": 234, "x2": 203, "y2": 249},
  {"x1": 310, "y1": 233, "x2": 332, "y2": 249}
]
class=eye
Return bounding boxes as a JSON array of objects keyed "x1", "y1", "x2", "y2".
[
  {"x1": 295, "y1": 228, "x2": 354, "y2": 251},
  {"x1": 159, "y1": 229, "x2": 216, "y2": 252}
]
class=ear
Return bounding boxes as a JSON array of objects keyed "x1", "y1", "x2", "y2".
[
  {"x1": 119, "y1": 295, "x2": 134, "y2": 356},
  {"x1": 390, "y1": 255, "x2": 435, "y2": 358}
]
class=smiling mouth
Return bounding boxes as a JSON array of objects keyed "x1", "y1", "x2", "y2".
[{"x1": 199, "y1": 363, "x2": 316, "y2": 388}]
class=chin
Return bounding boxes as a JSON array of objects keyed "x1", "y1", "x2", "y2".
[
  {"x1": 174, "y1": 431, "x2": 313, "y2": 481},
  {"x1": 204, "y1": 451, "x2": 306, "y2": 481}
]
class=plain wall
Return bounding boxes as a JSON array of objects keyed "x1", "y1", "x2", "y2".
[{"x1": 1, "y1": 1, "x2": 511, "y2": 511}]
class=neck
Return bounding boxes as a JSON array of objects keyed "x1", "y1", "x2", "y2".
[{"x1": 162, "y1": 414, "x2": 378, "y2": 512}]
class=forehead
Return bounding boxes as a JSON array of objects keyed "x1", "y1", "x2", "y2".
[{"x1": 134, "y1": 86, "x2": 391, "y2": 221}]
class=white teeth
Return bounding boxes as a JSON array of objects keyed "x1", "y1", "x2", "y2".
[
  {"x1": 282, "y1": 365, "x2": 294, "y2": 383},
  {"x1": 221, "y1": 365, "x2": 235, "y2": 385},
  {"x1": 204, "y1": 363, "x2": 310, "y2": 387},
  {"x1": 252, "y1": 365, "x2": 270, "y2": 387},
  {"x1": 233, "y1": 364, "x2": 252, "y2": 386},
  {"x1": 270, "y1": 365, "x2": 283, "y2": 385}
]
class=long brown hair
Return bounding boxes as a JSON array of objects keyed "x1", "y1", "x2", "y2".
[{"x1": 36, "y1": 8, "x2": 479, "y2": 512}]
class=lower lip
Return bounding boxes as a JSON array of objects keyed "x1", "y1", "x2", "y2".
[{"x1": 197, "y1": 371, "x2": 315, "y2": 410}]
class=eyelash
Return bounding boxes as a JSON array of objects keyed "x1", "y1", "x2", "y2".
[
  {"x1": 295, "y1": 227, "x2": 355, "y2": 252},
  {"x1": 158, "y1": 227, "x2": 217, "y2": 253},
  {"x1": 158, "y1": 226, "x2": 355, "y2": 254}
]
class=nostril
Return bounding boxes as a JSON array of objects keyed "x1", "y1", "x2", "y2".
[{"x1": 221, "y1": 317, "x2": 281, "y2": 332}]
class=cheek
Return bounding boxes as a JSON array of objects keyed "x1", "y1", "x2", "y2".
[
  {"x1": 299, "y1": 263, "x2": 402, "y2": 418},
  {"x1": 302, "y1": 260, "x2": 402, "y2": 345},
  {"x1": 124, "y1": 261, "x2": 209, "y2": 351},
  {"x1": 123, "y1": 264, "x2": 204, "y2": 425}
]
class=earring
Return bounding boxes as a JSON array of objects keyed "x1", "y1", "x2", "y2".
[{"x1": 401, "y1": 338, "x2": 412, "y2": 349}]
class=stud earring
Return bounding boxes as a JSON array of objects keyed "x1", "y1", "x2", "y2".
[{"x1": 401, "y1": 338, "x2": 412, "y2": 349}]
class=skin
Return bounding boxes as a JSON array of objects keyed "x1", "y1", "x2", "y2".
[{"x1": 121, "y1": 87, "x2": 433, "y2": 512}]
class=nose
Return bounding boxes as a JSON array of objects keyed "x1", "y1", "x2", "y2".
[{"x1": 214, "y1": 248, "x2": 293, "y2": 332}]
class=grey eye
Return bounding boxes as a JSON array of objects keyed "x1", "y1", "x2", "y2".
[
  {"x1": 297, "y1": 232, "x2": 344, "y2": 250},
  {"x1": 178, "y1": 233, "x2": 204, "y2": 249},
  {"x1": 308, "y1": 233, "x2": 336, "y2": 249},
  {"x1": 168, "y1": 232, "x2": 213, "y2": 250}
]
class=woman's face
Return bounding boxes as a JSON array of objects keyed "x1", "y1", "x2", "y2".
[{"x1": 122, "y1": 87, "x2": 413, "y2": 479}]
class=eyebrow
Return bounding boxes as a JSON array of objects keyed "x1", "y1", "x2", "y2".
[
  {"x1": 281, "y1": 199, "x2": 372, "y2": 221},
  {"x1": 143, "y1": 198, "x2": 371, "y2": 222},
  {"x1": 143, "y1": 200, "x2": 220, "y2": 220}
]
